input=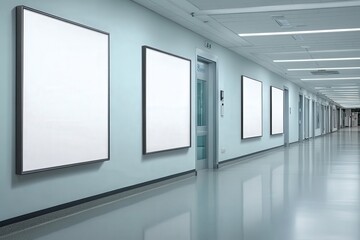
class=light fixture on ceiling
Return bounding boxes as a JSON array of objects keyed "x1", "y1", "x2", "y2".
[
  {"x1": 239, "y1": 28, "x2": 360, "y2": 37},
  {"x1": 323, "y1": 88, "x2": 360, "y2": 90},
  {"x1": 325, "y1": 95, "x2": 359, "y2": 97},
  {"x1": 322, "y1": 95, "x2": 359, "y2": 97},
  {"x1": 331, "y1": 98, "x2": 360, "y2": 100},
  {"x1": 288, "y1": 67, "x2": 360, "y2": 71},
  {"x1": 324, "y1": 94, "x2": 359, "y2": 98},
  {"x1": 326, "y1": 98, "x2": 359, "y2": 100},
  {"x1": 274, "y1": 57, "x2": 360, "y2": 63},
  {"x1": 318, "y1": 89, "x2": 360, "y2": 91},
  {"x1": 301, "y1": 77, "x2": 360, "y2": 80},
  {"x1": 320, "y1": 92, "x2": 359, "y2": 94},
  {"x1": 315, "y1": 86, "x2": 360, "y2": 89}
]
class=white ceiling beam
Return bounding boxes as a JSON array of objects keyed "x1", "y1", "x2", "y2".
[{"x1": 192, "y1": 1, "x2": 360, "y2": 16}]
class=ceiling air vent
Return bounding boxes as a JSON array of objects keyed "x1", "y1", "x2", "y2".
[
  {"x1": 311, "y1": 70, "x2": 339, "y2": 75},
  {"x1": 272, "y1": 16, "x2": 292, "y2": 28}
]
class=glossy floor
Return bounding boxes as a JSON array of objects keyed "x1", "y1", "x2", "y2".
[{"x1": 2, "y1": 128, "x2": 360, "y2": 240}]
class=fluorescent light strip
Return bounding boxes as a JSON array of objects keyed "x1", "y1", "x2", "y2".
[
  {"x1": 324, "y1": 93, "x2": 360, "y2": 95},
  {"x1": 332, "y1": 100, "x2": 360, "y2": 101},
  {"x1": 322, "y1": 94, "x2": 360, "y2": 96},
  {"x1": 288, "y1": 67, "x2": 360, "y2": 71},
  {"x1": 301, "y1": 77, "x2": 360, "y2": 81},
  {"x1": 319, "y1": 89, "x2": 360, "y2": 91},
  {"x1": 330, "y1": 97, "x2": 360, "y2": 99},
  {"x1": 239, "y1": 28, "x2": 360, "y2": 37},
  {"x1": 325, "y1": 96, "x2": 359, "y2": 98},
  {"x1": 320, "y1": 92, "x2": 360, "y2": 94},
  {"x1": 324, "y1": 94, "x2": 359, "y2": 96},
  {"x1": 325, "y1": 95, "x2": 359, "y2": 96},
  {"x1": 315, "y1": 86, "x2": 360, "y2": 89},
  {"x1": 275, "y1": 57, "x2": 360, "y2": 63},
  {"x1": 331, "y1": 94, "x2": 360, "y2": 95}
]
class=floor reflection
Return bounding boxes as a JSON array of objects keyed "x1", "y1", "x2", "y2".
[
  {"x1": 2, "y1": 128, "x2": 360, "y2": 240},
  {"x1": 144, "y1": 212, "x2": 191, "y2": 240},
  {"x1": 242, "y1": 175, "x2": 263, "y2": 240}
]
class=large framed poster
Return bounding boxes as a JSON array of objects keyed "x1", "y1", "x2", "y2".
[
  {"x1": 241, "y1": 76, "x2": 263, "y2": 139},
  {"x1": 142, "y1": 46, "x2": 191, "y2": 154},
  {"x1": 270, "y1": 86, "x2": 284, "y2": 135},
  {"x1": 16, "y1": 6, "x2": 110, "y2": 174}
]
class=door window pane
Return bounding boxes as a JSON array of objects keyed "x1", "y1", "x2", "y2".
[
  {"x1": 197, "y1": 135, "x2": 207, "y2": 160},
  {"x1": 197, "y1": 80, "x2": 207, "y2": 127}
]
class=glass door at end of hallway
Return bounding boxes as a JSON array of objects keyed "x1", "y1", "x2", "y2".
[{"x1": 196, "y1": 61, "x2": 208, "y2": 170}]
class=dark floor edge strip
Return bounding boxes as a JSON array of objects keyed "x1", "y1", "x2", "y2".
[
  {"x1": 0, "y1": 169, "x2": 196, "y2": 228},
  {"x1": 218, "y1": 145, "x2": 285, "y2": 167},
  {"x1": 218, "y1": 130, "x2": 338, "y2": 168}
]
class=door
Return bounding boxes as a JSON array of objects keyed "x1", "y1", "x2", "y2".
[
  {"x1": 298, "y1": 95, "x2": 303, "y2": 141},
  {"x1": 196, "y1": 56, "x2": 217, "y2": 170},
  {"x1": 327, "y1": 106, "x2": 330, "y2": 132},
  {"x1": 312, "y1": 101, "x2": 315, "y2": 138},
  {"x1": 321, "y1": 105, "x2": 325, "y2": 134},
  {"x1": 304, "y1": 98, "x2": 310, "y2": 139},
  {"x1": 284, "y1": 88, "x2": 290, "y2": 146},
  {"x1": 352, "y1": 112, "x2": 358, "y2": 127},
  {"x1": 330, "y1": 107, "x2": 333, "y2": 132}
]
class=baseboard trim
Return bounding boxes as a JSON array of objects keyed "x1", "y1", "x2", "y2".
[
  {"x1": 218, "y1": 145, "x2": 284, "y2": 168},
  {"x1": 0, "y1": 169, "x2": 196, "y2": 228}
]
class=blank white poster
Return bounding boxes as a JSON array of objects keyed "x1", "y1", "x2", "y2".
[
  {"x1": 143, "y1": 47, "x2": 191, "y2": 154},
  {"x1": 241, "y1": 76, "x2": 263, "y2": 139},
  {"x1": 18, "y1": 7, "x2": 109, "y2": 173},
  {"x1": 271, "y1": 87, "x2": 284, "y2": 135}
]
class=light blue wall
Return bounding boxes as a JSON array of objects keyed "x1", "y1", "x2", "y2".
[
  {"x1": 216, "y1": 53, "x2": 301, "y2": 161},
  {"x1": 0, "y1": 0, "x2": 331, "y2": 222}
]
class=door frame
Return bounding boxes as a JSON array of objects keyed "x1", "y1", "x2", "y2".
[
  {"x1": 312, "y1": 100, "x2": 315, "y2": 138},
  {"x1": 304, "y1": 97, "x2": 310, "y2": 139},
  {"x1": 299, "y1": 94, "x2": 304, "y2": 142},
  {"x1": 283, "y1": 87, "x2": 290, "y2": 146},
  {"x1": 196, "y1": 49, "x2": 219, "y2": 169}
]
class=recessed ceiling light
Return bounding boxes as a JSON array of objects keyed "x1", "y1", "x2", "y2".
[
  {"x1": 326, "y1": 94, "x2": 360, "y2": 96},
  {"x1": 321, "y1": 92, "x2": 359, "y2": 94},
  {"x1": 321, "y1": 92, "x2": 360, "y2": 95},
  {"x1": 301, "y1": 77, "x2": 360, "y2": 81},
  {"x1": 274, "y1": 57, "x2": 360, "y2": 63},
  {"x1": 239, "y1": 28, "x2": 360, "y2": 37},
  {"x1": 327, "y1": 98, "x2": 359, "y2": 100},
  {"x1": 326, "y1": 98, "x2": 359, "y2": 100},
  {"x1": 322, "y1": 94, "x2": 359, "y2": 96},
  {"x1": 320, "y1": 92, "x2": 359, "y2": 95},
  {"x1": 315, "y1": 86, "x2": 360, "y2": 89},
  {"x1": 288, "y1": 67, "x2": 360, "y2": 71},
  {"x1": 319, "y1": 89, "x2": 360, "y2": 91}
]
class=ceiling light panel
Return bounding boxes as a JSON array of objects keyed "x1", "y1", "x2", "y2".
[
  {"x1": 315, "y1": 86, "x2": 360, "y2": 89},
  {"x1": 288, "y1": 67, "x2": 360, "y2": 71},
  {"x1": 239, "y1": 28, "x2": 360, "y2": 37},
  {"x1": 274, "y1": 58, "x2": 360, "y2": 63},
  {"x1": 301, "y1": 77, "x2": 360, "y2": 81}
]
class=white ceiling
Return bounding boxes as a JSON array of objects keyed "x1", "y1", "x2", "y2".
[{"x1": 132, "y1": 0, "x2": 360, "y2": 108}]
